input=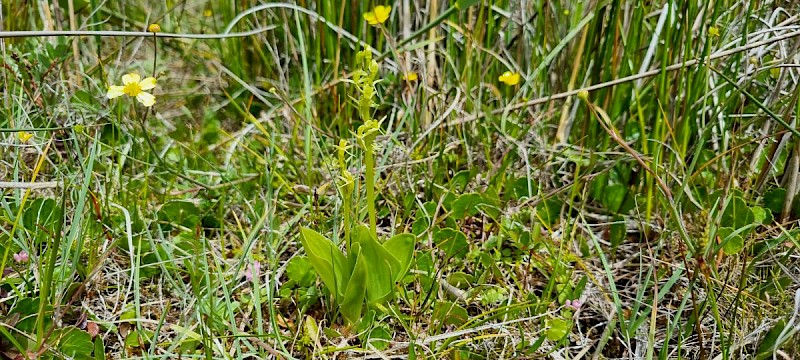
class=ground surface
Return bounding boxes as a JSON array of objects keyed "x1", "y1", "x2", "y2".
[{"x1": 1, "y1": 1, "x2": 800, "y2": 359}]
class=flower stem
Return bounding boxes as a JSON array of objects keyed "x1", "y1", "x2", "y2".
[{"x1": 365, "y1": 144, "x2": 376, "y2": 238}]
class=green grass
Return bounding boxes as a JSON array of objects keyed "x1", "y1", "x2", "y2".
[{"x1": 1, "y1": 0, "x2": 800, "y2": 359}]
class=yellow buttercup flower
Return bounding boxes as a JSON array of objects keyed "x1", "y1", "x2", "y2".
[
  {"x1": 364, "y1": 5, "x2": 391, "y2": 26},
  {"x1": 106, "y1": 73, "x2": 157, "y2": 107},
  {"x1": 403, "y1": 72, "x2": 418, "y2": 81},
  {"x1": 498, "y1": 71, "x2": 521, "y2": 86},
  {"x1": 148, "y1": 23, "x2": 161, "y2": 33},
  {"x1": 708, "y1": 26, "x2": 720, "y2": 37},
  {"x1": 203, "y1": 9, "x2": 213, "y2": 17},
  {"x1": 17, "y1": 131, "x2": 33, "y2": 143}
]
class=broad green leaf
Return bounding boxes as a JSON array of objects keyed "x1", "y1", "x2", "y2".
[
  {"x1": 56, "y1": 326, "x2": 93, "y2": 360},
  {"x1": 510, "y1": 177, "x2": 537, "y2": 200},
  {"x1": 94, "y1": 337, "x2": 106, "y2": 360},
  {"x1": 383, "y1": 233, "x2": 415, "y2": 281},
  {"x1": 763, "y1": 188, "x2": 786, "y2": 214},
  {"x1": 158, "y1": 200, "x2": 201, "y2": 228},
  {"x1": 411, "y1": 217, "x2": 430, "y2": 236},
  {"x1": 124, "y1": 329, "x2": 154, "y2": 348},
  {"x1": 456, "y1": 0, "x2": 481, "y2": 9},
  {"x1": 366, "y1": 326, "x2": 392, "y2": 350},
  {"x1": 22, "y1": 198, "x2": 62, "y2": 242},
  {"x1": 755, "y1": 319, "x2": 787, "y2": 359},
  {"x1": 433, "y1": 228, "x2": 468, "y2": 259},
  {"x1": 603, "y1": 184, "x2": 627, "y2": 213},
  {"x1": 341, "y1": 248, "x2": 367, "y2": 325},
  {"x1": 286, "y1": 256, "x2": 317, "y2": 287},
  {"x1": 352, "y1": 225, "x2": 399, "y2": 303},
  {"x1": 751, "y1": 206, "x2": 768, "y2": 225},
  {"x1": 609, "y1": 216, "x2": 626, "y2": 249},
  {"x1": 449, "y1": 170, "x2": 473, "y2": 192},
  {"x1": 718, "y1": 227, "x2": 745, "y2": 255},
  {"x1": 433, "y1": 301, "x2": 469, "y2": 326},
  {"x1": 446, "y1": 272, "x2": 474, "y2": 288},
  {"x1": 171, "y1": 324, "x2": 203, "y2": 341},
  {"x1": 536, "y1": 197, "x2": 563, "y2": 226},
  {"x1": 476, "y1": 188, "x2": 502, "y2": 220},
  {"x1": 590, "y1": 173, "x2": 609, "y2": 200},
  {"x1": 721, "y1": 196, "x2": 754, "y2": 230},
  {"x1": 12, "y1": 298, "x2": 51, "y2": 333},
  {"x1": 450, "y1": 193, "x2": 485, "y2": 219},
  {"x1": 299, "y1": 228, "x2": 350, "y2": 300}
]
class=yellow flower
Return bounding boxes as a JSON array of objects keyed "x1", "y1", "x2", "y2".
[
  {"x1": 107, "y1": 73, "x2": 157, "y2": 107},
  {"x1": 403, "y1": 72, "x2": 418, "y2": 81},
  {"x1": 364, "y1": 5, "x2": 391, "y2": 26},
  {"x1": 148, "y1": 23, "x2": 161, "y2": 33},
  {"x1": 17, "y1": 131, "x2": 33, "y2": 143},
  {"x1": 203, "y1": 9, "x2": 213, "y2": 17},
  {"x1": 498, "y1": 71, "x2": 521, "y2": 86},
  {"x1": 708, "y1": 26, "x2": 719, "y2": 37}
]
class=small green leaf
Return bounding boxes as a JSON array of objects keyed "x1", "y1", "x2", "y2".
[
  {"x1": 480, "y1": 287, "x2": 508, "y2": 306},
  {"x1": 751, "y1": 206, "x2": 768, "y2": 225},
  {"x1": 545, "y1": 318, "x2": 570, "y2": 341},
  {"x1": 718, "y1": 227, "x2": 745, "y2": 255}
]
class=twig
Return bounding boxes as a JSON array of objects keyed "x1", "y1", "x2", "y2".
[
  {"x1": 0, "y1": 181, "x2": 61, "y2": 189},
  {"x1": 0, "y1": 29, "x2": 277, "y2": 39}
]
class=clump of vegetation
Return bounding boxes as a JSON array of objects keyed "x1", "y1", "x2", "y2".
[{"x1": 1, "y1": 1, "x2": 799, "y2": 359}]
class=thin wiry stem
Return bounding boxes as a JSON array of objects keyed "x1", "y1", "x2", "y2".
[{"x1": 0, "y1": 28, "x2": 276, "y2": 39}]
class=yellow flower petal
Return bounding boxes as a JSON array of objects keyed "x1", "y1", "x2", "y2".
[
  {"x1": 122, "y1": 73, "x2": 141, "y2": 86},
  {"x1": 203, "y1": 9, "x2": 213, "y2": 17},
  {"x1": 404, "y1": 72, "x2": 418, "y2": 81},
  {"x1": 136, "y1": 92, "x2": 156, "y2": 107},
  {"x1": 148, "y1": 23, "x2": 161, "y2": 33},
  {"x1": 364, "y1": 5, "x2": 391, "y2": 25},
  {"x1": 499, "y1": 71, "x2": 521, "y2": 86},
  {"x1": 17, "y1": 131, "x2": 33, "y2": 143},
  {"x1": 375, "y1": 5, "x2": 391, "y2": 23},
  {"x1": 106, "y1": 85, "x2": 125, "y2": 99},
  {"x1": 139, "y1": 77, "x2": 157, "y2": 91},
  {"x1": 364, "y1": 11, "x2": 379, "y2": 25}
]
